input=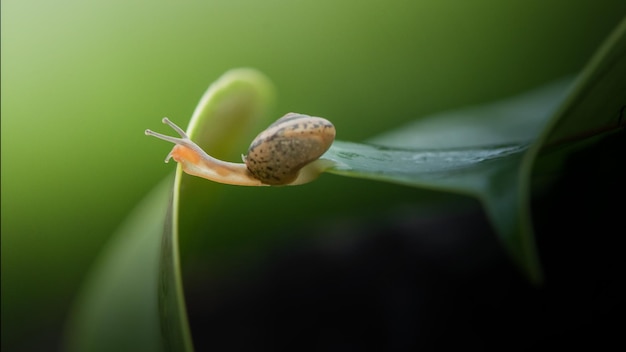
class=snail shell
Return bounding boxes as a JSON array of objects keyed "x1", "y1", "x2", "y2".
[{"x1": 244, "y1": 113, "x2": 336, "y2": 185}]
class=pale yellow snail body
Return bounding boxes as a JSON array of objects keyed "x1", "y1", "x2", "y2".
[{"x1": 145, "y1": 113, "x2": 336, "y2": 186}]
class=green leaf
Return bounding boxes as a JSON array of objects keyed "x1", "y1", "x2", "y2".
[
  {"x1": 321, "y1": 18, "x2": 626, "y2": 283},
  {"x1": 161, "y1": 68, "x2": 276, "y2": 352},
  {"x1": 321, "y1": 80, "x2": 568, "y2": 283},
  {"x1": 65, "y1": 68, "x2": 276, "y2": 352},
  {"x1": 65, "y1": 177, "x2": 170, "y2": 352},
  {"x1": 536, "y1": 18, "x2": 626, "y2": 149}
]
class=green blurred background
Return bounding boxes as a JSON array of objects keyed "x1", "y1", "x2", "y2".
[{"x1": 2, "y1": 1, "x2": 624, "y2": 350}]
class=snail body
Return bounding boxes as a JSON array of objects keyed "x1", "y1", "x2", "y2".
[{"x1": 145, "y1": 113, "x2": 335, "y2": 186}]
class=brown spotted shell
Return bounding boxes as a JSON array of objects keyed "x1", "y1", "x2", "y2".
[{"x1": 243, "y1": 113, "x2": 336, "y2": 185}]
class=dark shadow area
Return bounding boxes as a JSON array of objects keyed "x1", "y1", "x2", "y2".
[{"x1": 185, "y1": 130, "x2": 624, "y2": 351}]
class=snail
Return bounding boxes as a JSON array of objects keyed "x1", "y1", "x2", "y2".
[{"x1": 145, "y1": 113, "x2": 336, "y2": 186}]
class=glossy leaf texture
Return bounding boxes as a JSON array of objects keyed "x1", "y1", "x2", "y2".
[
  {"x1": 322, "y1": 18, "x2": 626, "y2": 282},
  {"x1": 322, "y1": 80, "x2": 570, "y2": 282}
]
